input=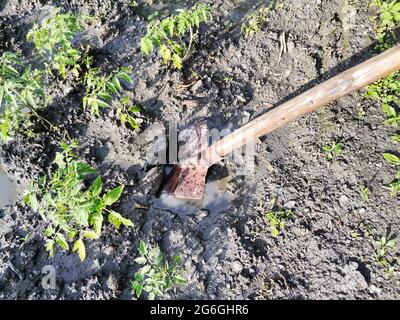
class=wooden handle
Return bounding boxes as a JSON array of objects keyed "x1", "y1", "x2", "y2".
[{"x1": 202, "y1": 44, "x2": 400, "y2": 166}]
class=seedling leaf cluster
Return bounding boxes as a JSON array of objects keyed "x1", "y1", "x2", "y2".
[
  {"x1": 322, "y1": 141, "x2": 344, "y2": 160},
  {"x1": 24, "y1": 141, "x2": 133, "y2": 261},
  {"x1": 0, "y1": 52, "x2": 46, "y2": 142},
  {"x1": 83, "y1": 67, "x2": 140, "y2": 128},
  {"x1": 140, "y1": 3, "x2": 212, "y2": 69},
  {"x1": 27, "y1": 8, "x2": 85, "y2": 79},
  {"x1": 382, "y1": 152, "x2": 400, "y2": 196},
  {"x1": 265, "y1": 209, "x2": 293, "y2": 237},
  {"x1": 131, "y1": 240, "x2": 186, "y2": 300}
]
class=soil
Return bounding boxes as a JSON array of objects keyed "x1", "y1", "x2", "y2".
[{"x1": 1, "y1": 0, "x2": 399, "y2": 300}]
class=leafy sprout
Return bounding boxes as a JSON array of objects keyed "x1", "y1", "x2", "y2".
[
  {"x1": 366, "y1": 72, "x2": 400, "y2": 127},
  {"x1": 375, "y1": 229, "x2": 398, "y2": 276},
  {"x1": 83, "y1": 67, "x2": 135, "y2": 120},
  {"x1": 359, "y1": 185, "x2": 370, "y2": 202},
  {"x1": 382, "y1": 152, "x2": 400, "y2": 196},
  {"x1": 131, "y1": 240, "x2": 186, "y2": 300},
  {"x1": 241, "y1": 6, "x2": 271, "y2": 38},
  {"x1": 0, "y1": 52, "x2": 49, "y2": 142},
  {"x1": 370, "y1": 0, "x2": 400, "y2": 51},
  {"x1": 322, "y1": 141, "x2": 343, "y2": 160},
  {"x1": 140, "y1": 3, "x2": 212, "y2": 69},
  {"x1": 26, "y1": 8, "x2": 86, "y2": 79},
  {"x1": 24, "y1": 140, "x2": 133, "y2": 261},
  {"x1": 265, "y1": 209, "x2": 293, "y2": 237}
]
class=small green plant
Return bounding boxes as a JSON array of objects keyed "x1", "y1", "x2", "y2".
[
  {"x1": 351, "y1": 220, "x2": 374, "y2": 240},
  {"x1": 83, "y1": 67, "x2": 133, "y2": 117},
  {"x1": 366, "y1": 1, "x2": 400, "y2": 128},
  {"x1": 370, "y1": 0, "x2": 400, "y2": 51},
  {"x1": 131, "y1": 240, "x2": 186, "y2": 300},
  {"x1": 375, "y1": 231, "x2": 397, "y2": 276},
  {"x1": 382, "y1": 152, "x2": 400, "y2": 196},
  {"x1": 24, "y1": 140, "x2": 133, "y2": 261},
  {"x1": 241, "y1": 6, "x2": 271, "y2": 38},
  {"x1": 352, "y1": 222, "x2": 398, "y2": 276},
  {"x1": 359, "y1": 185, "x2": 370, "y2": 202},
  {"x1": 26, "y1": 8, "x2": 85, "y2": 79},
  {"x1": 383, "y1": 152, "x2": 400, "y2": 165},
  {"x1": 140, "y1": 3, "x2": 212, "y2": 69},
  {"x1": 265, "y1": 209, "x2": 293, "y2": 237},
  {"x1": 115, "y1": 96, "x2": 140, "y2": 129},
  {"x1": 366, "y1": 72, "x2": 400, "y2": 127},
  {"x1": 392, "y1": 134, "x2": 400, "y2": 143},
  {"x1": 322, "y1": 141, "x2": 343, "y2": 160},
  {"x1": 0, "y1": 52, "x2": 48, "y2": 142}
]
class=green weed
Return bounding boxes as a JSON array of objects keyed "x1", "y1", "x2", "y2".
[
  {"x1": 83, "y1": 67, "x2": 138, "y2": 126},
  {"x1": 241, "y1": 0, "x2": 283, "y2": 38},
  {"x1": 265, "y1": 209, "x2": 293, "y2": 237},
  {"x1": 24, "y1": 140, "x2": 133, "y2": 261},
  {"x1": 115, "y1": 95, "x2": 140, "y2": 129},
  {"x1": 392, "y1": 133, "x2": 400, "y2": 143},
  {"x1": 366, "y1": 72, "x2": 400, "y2": 127},
  {"x1": 27, "y1": 8, "x2": 86, "y2": 79},
  {"x1": 366, "y1": 1, "x2": 400, "y2": 126},
  {"x1": 359, "y1": 185, "x2": 370, "y2": 202},
  {"x1": 140, "y1": 3, "x2": 212, "y2": 69},
  {"x1": 0, "y1": 52, "x2": 48, "y2": 142},
  {"x1": 322, "y1": 141, "x2": 344, "y2": 160},
  {"x1": 375, "y1": 231, "x2": 398, "y2": 276},
  {"x1": 352, "y1": 222, "x2": 398, "y2": 276},
  {"x1": 370, "y1": 0, "x2": 400, "y2": 51},
  {"x1": 241, "y1": 6, "x2": 271, "y2": 38},
  {"x1": 382, "y1": 152, "x2": 400, "y2": 196},
  {"x1": 131, "y1": 240, "x2": 186, "y2": 300}
]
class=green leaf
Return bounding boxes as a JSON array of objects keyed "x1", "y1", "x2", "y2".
[
  {"x1": 29, "y1": 194, "x2": 39, "y2": 211},
  {"x1": 54, "y1": 152, "x2": 66, "y2": 169},
  {"x1": 128, "y1": 105, "x2": 140, "y2": 113},
  {"x1": 73, "y1": 207, "x2": 89, "y2": 226},
  {"x1": 140, "y1": 37, "x2": 154, "y2": 55},
  {"x1": 45, "y1": 239, "x2": 55, "y2": 257},
  {"x1": 72, "y1": 239, "x2": 86, "y2": 261},
  {"x1": 83, "y1": 230, "x2": 100, "y2": 239},
  {"x1": 171, "y1": 54, "x2": 182, "y2": 69},
  {"x1": 139, "y1": 240, "x2": 147, "y2": 255},
  {"x1": 135, "y1": 283, "x2": 143, "y2": 298},
  {"x1": 174, "y1": 275, "x2": 186, "y2": 284},
  {"x1": 121, "y1": 96, "x2": 130, "y2": 105},
  {"x1": 271, "y1": 228, "x2": 279, "y2": 238},
  {"x1": 97, "y1": 92, "x2": 113, "y2": 100},
  {"x1": 174, "y1": 255, "x2": 182, "y2": 265},
  {"x1": 104, "y1": 185, "x2": 124, "y2": 206},
  {"x1": 95, "y1": 98, "x2": 110, "y2": 109},
  {"x1": 76, "y1": 162, "x2": 96, "y2": 176},
  {"x1": 118, "y1": 72, "x2": 132, "y2": 83},
  {"x1": 55, "y1": 233, "x2": 69, "y2": 251},
  {"x1": 382, "y1": 103, "x2": 397, "y2": 118},
  {"x1": 135, "y1": 272, "x2": 144, "y2": 282},
  {"x1": 148, "y1": 292, "x2": 155, "y2": 300},
  {"x1": 135, "y1": 257, "x2": 147, "y2": 265},
  {"x1": 90, "y1": 210, "x2": 104, "y2": 235},
  {"x1": 89, "y1": 176, "x2": 103, "y2": 197},
  {"x1": 160, "y1": 45, "x2": 171, "y2": 63},
  {"x1": 108, "y1": 210, "x2": 134, "y2": 230},
  {"x1": 128, "y1": 116, "x2": 138, "y2": 129},
  {"x1": 383, "y1": 153, "x2": 400, "y2": 165}
]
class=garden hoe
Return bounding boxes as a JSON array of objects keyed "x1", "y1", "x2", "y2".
[{"x1": 162, "y1": 44, "x2": 400, "y2": 200}]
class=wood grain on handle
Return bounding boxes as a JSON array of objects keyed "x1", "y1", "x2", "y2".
[{"x1": 202, "y1": 44, "x2": 400, "y2": 166}]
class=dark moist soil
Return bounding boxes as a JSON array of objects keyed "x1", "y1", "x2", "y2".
[{"x1": 1, "y1": 0, "x2": 399, "y2": 300}]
